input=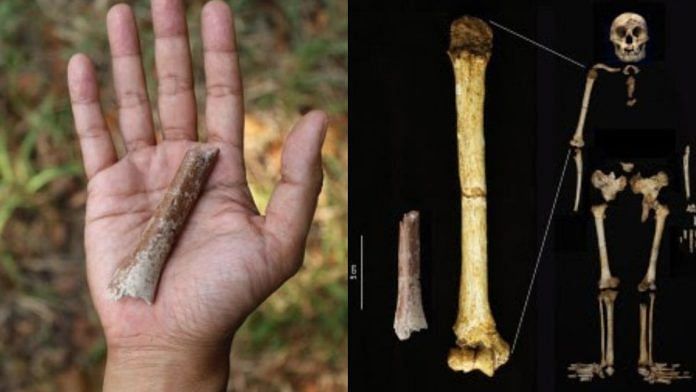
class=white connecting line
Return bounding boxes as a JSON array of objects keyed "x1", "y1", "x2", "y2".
[
  {"x1": 510, "y1": 148, "x2": 572, "y2": 354},
  {"x1": 488, "y1": 20, "x2": 586, "y2": 69},
  {"x1": 487, "y1": 19, "x2": 584, "y2": 355}
]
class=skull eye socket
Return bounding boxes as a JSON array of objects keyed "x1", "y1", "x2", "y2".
[
  {"x1": 616, "y1": 26, "x2": 627, "y2": 37},
  {"x1": 633, "y1": 26, "x2": 643, "y2": 37}
]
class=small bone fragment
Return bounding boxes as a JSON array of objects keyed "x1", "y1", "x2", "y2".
[
  {"x1": 573, "y1": 149, "x2": 583, "y2": 212},
  {"x1": 620, "y1": 162, "x2": 634, "y2": 173},
  {"x1": 569, "y1": 64, "x2": 621, "y2": 211},
  {"x1": 684, "y1": 146, "x2": 691, "y2": 200},
  {"x1": 623, "y1": 66, "x2": 640, "y2": 106},
  {"x1": 108, "y1": 145, "x2": 220, "y2": 304},
  {"x1": 601, "y1": 290, "x2": 617, "y2": 376},
  {"x1": 591, "y1": 170, "x2": 627, "y2": 202},
  {"x1": 446, "y1": 16, "x2": 509, "y2": 377},
  {"x1": 638, "y1": 203, "x2": 669, "y2": 292},
  {"x1": 394, "y1": 211, "x2": 428, "y2": 340},
  {"x1": 592, "y1": 204, "x2": 620, "y2": 290},
  {"x1": 630, "y1": 172, "x2": 669, "y2": 222}
]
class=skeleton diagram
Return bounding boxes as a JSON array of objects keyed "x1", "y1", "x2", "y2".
[{"x1": 566, "y1": 13, "x2": 694, "y2": 384}]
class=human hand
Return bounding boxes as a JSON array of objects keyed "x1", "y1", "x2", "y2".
[{"x1": 67, "y1": 1, "x2": 327, "y2": 390}]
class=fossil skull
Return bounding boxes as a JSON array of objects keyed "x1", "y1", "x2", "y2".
[{"x1": 610, "y1": 12, "x2": 649, "y2": 63}]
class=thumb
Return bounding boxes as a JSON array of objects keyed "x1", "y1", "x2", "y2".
[{"x1": 264, "y1": 110, "x2": 328, "y2": 271}]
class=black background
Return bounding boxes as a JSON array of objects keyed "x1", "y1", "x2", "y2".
[{"x1": 349, "y1": 0, "x2": 696, "y2": 391}]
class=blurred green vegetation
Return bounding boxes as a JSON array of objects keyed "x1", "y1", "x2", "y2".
[{"x1": 0, "y1": 0, "x2": 346, "y2": 390}]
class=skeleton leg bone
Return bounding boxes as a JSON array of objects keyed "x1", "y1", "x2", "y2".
[
  {"x1": 446, "y1": 16, "x2": 509, "y2": 377},
  {"x1": 639, "y1": 203, "x2": 668, "y2": 292},
  {"x1": 592, "y1": 204, "x2": 620, "y2": 289},
  {"x1": 638, "y1": 301, "x2": 649, "y2": 375},
  {"x1": 638, "y1": 292, "x2": 693, "y2": 384},
  {"x1": 602, "y1": 290, "x2": 617, "y2": 376},
  {"x1": 684, "y1": 146, "x2": 691, "y2": 200}
]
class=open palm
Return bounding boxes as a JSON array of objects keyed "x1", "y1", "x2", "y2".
[{"x1": 67, "y1": 0, "x2": 327, "y2": 356}]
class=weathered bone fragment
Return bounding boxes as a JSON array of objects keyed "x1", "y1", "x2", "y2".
[
  {"x1": 446, "y1": 16, "x2": 509, "y2": 377},
  {"x1": 591, "y1": 170, "x2": 627, "y2": 202},
  {"x1": 569, "y1": 64, "x2": 620, "y2": 212},
  {"x1": 394, "y1": 211, "x2": 428, "y2": 340},
  {"x1": 630, "y1": 172, "x2": 668, "y2": 222},
  {"x1": 592, "y1": 204, "x2": 620, "y2": 290},
  {"x1": 108, "y1": 145, "x2": 220, "y2": 304},
  {"x1": 638, "y1": 203, "x2": 668, "y2": 292},
  {"x1": 620, "y1": 162, "x2": 635, "y2": 173}
]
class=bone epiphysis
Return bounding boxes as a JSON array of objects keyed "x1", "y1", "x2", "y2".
[
  {"x1": 630, "y1": 172, "x2": 669, "y2": 222},
  {"x1": 592, "y1": 170, "x2": 627, "y2": 202},
  {"x1": 446, "y1": 16, "x2": 509, "y2": 377},
  {"x1": 394, "y1": 211, "x2": 428, "y2": 340}
]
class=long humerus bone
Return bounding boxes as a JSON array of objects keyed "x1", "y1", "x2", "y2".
[
  {"x1": 108, "y1": 145, "x2": 220, "y2": 304},
  {"x1": 394, "y1": 211, "x2": 428, "y2": 340},
  {"x1": 446, "y1": 16, "x2": 509, "y2": 377},
  {"x1": 569, "y1": 64, "x2": 621, "y2": 212}
]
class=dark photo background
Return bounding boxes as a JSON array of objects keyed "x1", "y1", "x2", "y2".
[
  {"x1": 350, "y1": 0, "x2": 696, "y2": 391},
  {"x1": 349, "y1": 0, "x2": 537, "y2": 390}
]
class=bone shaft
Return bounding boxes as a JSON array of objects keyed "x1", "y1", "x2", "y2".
[
  {"x1": 452, "y1": 49, "x2": 494, "y2": 329},
  {"x1": 592, "y1": 206, "x2": 613, "y2": 285},
  {"x1": 605, "y1": 294, "x2": 616, "y2": 369},
  {"x1": 573, "y1": 149, "x2": 583, "y2": 212},
  {"x1": 447, "y1": 17, "x2": 509, "y2": 377},
  {"x1": 684, "y1": 146, "x2": 691, "y2": 200},
  {"x1": 394, "y1": 211, "x2": 428, "y2": 340},
  {"x1": 571, "y1": 72, "x2": 597, "y2": 145},
  {"x1": 108, "y1": 145, "x2": 220, "y2": 303},
  {"x1": 649, "y1": 293, "x2": 655, "y2": 365},
  {"x1": 645, "y1": 207, "x2": 669, "y2": 287},
  {"x1": 599, "y1": 295, "x2": 606, "y2": 366},
  {"x1": 639, "y1": 302, "x2": 648, "y2": 366}
]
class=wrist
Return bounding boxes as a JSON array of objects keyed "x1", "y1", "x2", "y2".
[{"x1": 103, "y1": 341, "x2": 231, "y2": 391}]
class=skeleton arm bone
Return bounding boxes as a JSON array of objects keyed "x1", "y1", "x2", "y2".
[
  {"x1": 570, "y1": 64, "x2": 622, "y2": 212},
  {"x1": 684, "y1": 146, "x2": 691, "y2": 201}
]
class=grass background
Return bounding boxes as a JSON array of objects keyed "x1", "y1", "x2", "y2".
[{"x1": 0, "y1": 0, "x2": 347, "y2": 390}]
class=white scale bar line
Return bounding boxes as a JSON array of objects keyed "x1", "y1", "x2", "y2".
[{"x1": 360, "y1": 235, "x2": 364, "y2": 310}]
